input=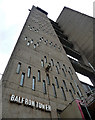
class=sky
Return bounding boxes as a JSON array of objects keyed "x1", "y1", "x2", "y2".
[{"x1": 0, "y1": 0, "x2": 94, "y2": 85}]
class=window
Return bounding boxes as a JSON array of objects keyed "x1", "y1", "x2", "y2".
[
  {"x1": 69, "y1": 90, "x2": 74, "y2": 100},
  {"x1": 46, "y1": 74, "x2": 50, "y2": 85},
  {"x1": 70, "y1": 83, "x2": 75, "y2": 94},
  {"x1": 30, "y1": 39, "x2": 33, "y2": 44},
  {"x1": 16, "y1": 62, "x2": 21, "y2": 74},
  {"x1": 41, "y1": 37, "x2": 44, "y2": 40},
  {"x1": 37, "y1": 42, "x2": 39, "y2": 46},
  {"x1": 68, "y1": 71, "x2": 73, "y2": 80},
  {"x1": 35, "y1": 29, "x2": 37, "y2": 32},
  {"x1": 41, "y1": 60, "x2": 44, "y2": 67},
  {"x1": 77, "y1": 85, "x2": 83, "y2": 97},
  {"x1": 40, "y1": 37, "x2": 44, "y2": 41},
  {"x1": 77, "y1": 92, "x2": 81, "y2": 99},
  {"x1": 63, "y1": 80, "x2": 68, "y2": 91},
  {"x1": 49, "y1": 42, "x2": 53, "y2": 46},
  {"x1": 44, "y1": 40, "x2": 47, "y2": 45},
  {"x1": 55, "y1": 77, "x2": 59, "y2": 88},
  {"x1": 43, "y1": 80, "x2": 46, "y2": 94},
  {"x1": 52, "y1": 84, "x2": 57, "y2": 97},
  {"x1": 56, "y1": 66, "x2": 59, "y2": 74},
  {"x1": 30, "y1": 27, "x2": 32, "y2": 30},
  {"x1": 69, "y1": 67, "x2": 73, "y2": 74},
  {"x1": 63, "y1": 64, "x2": 67, "y2": 72},
  {"x1": 36, "y1": 29, "x2": 39, "y2": 32},
  {"x1": 28, "y1": 25, "x2": 30, "y2": 28},
  {"x1": 61, "y1": 87, "x2": 67, "y2": 101},
  {"x1": 62, "y1": 68, "x2": 66, "y2": 77},
  {"x1": 51, "y1": 59, "x2": 54, "y2": 66},
  {"x1": 34, "y1": 44, "x2": 36, "y2": 49},
  {"x1": 54, "y1": 44, "x2": 57, "y2": 48},
  {"x1": 20, "y1": 73, "x2": 25, "y2": 86},
  {"x1": 57, "y1": 62, "x2": 61, "y2": 69},
  {"x1": 27, "y1": 41, "x2": 30, "y2": 46},
  {"x1": 39, "y1": 38, "x2": 42, "y2": 42},
  {"x1": 44, "y1": 56, "x2": 47, "y2": 63},
  {"x1": 24, "y1": 37, "x2": 27, "y2": 40},
  {"x1": 27, "y1": 66, "x2": 31, "y2": 78},
  {"x1": 38, "y1": 70, "x2": 41, "y2": 82},
  {"x1": 32, "y1": 76, "x2": 36, "y2": 91}
]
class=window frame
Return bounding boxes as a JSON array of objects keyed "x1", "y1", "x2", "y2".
[
  {"x1": 32, "y1": 76, "x2": 36, "y2": 91},
  {"x1": 27, "y1": 66, "x2": 31, "y2": 78},
  {"x1": 20, "y1": 72, "x2": 25, "y2": 87},
  {"x1": 16, "y1": 62, "x2": 21, "y2": 74}
]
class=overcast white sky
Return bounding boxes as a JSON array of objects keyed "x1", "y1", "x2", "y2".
[{"x1": 0, "y1": 0, "x2": 94, "y2": 85}]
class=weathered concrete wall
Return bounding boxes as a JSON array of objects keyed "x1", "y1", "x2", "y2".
[{"x1": 57, "y1": 7, "x2": 93, "y2": 67}]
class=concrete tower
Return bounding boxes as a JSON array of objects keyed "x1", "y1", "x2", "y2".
[{"x1": 2, "y1": 6, "x2": 86, "y2": 118}]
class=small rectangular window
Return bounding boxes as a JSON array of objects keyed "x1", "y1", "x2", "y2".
[
  {"x1": 70, "y1": 83, "x2": 75, "y2": 94},
  {"x1": 51, "y1": 59, "x2": 54, "y2": 66},
  {"x1": 27, "y1": 66, "x2": 31, "y2": 78},
  {"x1": 56, "y1": 66, "x2": 59, "y2": 74},
  {"x1": 69, "y1": 67, "x2": 73, "y2": 74},
  {"x1": 43, "y1": 80, "x2": 47, "y2": 94},
  {"x1": 52, "y1": 84, "x2": 57, "y2": 97},
  {"x1": 62, "y1": 68, "x2": 66, "y2": 77},
  {"x1": 34, "y1": 44, "x2": 36, "y2": 49},
  {"x1": 32, "y1": 76, "x2": 36, "y2": 91},
  {"x1": 46, "y1": 74, "x2": 50, "y2": 85},
  {"x1": 24, "y1": 37, "x2": 27, "y2": 40},
  {"x1": 27, "y1": 41, "x2": 30, "y2": 46},
  {"x1": 38, "y1": 70, "x2": 41, "y2": 82},
  {"x1": 61, "y1": 87, "x2": 67, "y2": 101},
  {"x1": 30, "y1": 39, "x2": 33, "y2": 44},
  {"x1": 55, "y1": 77, "x2": 59, "y2": 88},
  {"x1": 41, "y1": 60, "x2": 44, "y2": 67},
  {"x1": 16, "y1": 62, "x2": 21, "y2": 74},
  {"x1": 63, "y1": 64, "x2": 67, "y2": 72},
  {"x1": 57, "y1": 62, "x2": 61, "y2": 69},
  {"x1": 44, "y1": 56, "x2": 47, "y2": 63},
  {"x1": 77, "y1": 92, "x2": 81, "y2": 99},
  {"x1": 20, "y1": 73, "x2": 25, "y2": 86},
  {"x1": 69, "y1": 90, "x2": 74, "y2": 100},
  {"x1": 37, "y1": 42, "x2": 39, "y2": 46},
  {"x1": 63, "y1": 80, "x2": 68, "y2": 91},
  {"x1": 68, "y1": 71, "x2": 73, "y2": 80},
  {"x1": 77, "y1": 85, "x2": 82, "y2": 97}
]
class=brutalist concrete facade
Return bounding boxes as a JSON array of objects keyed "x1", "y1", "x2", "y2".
[{"x1": 1, "y1": 6, "x2": 86, "y2": 118}]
